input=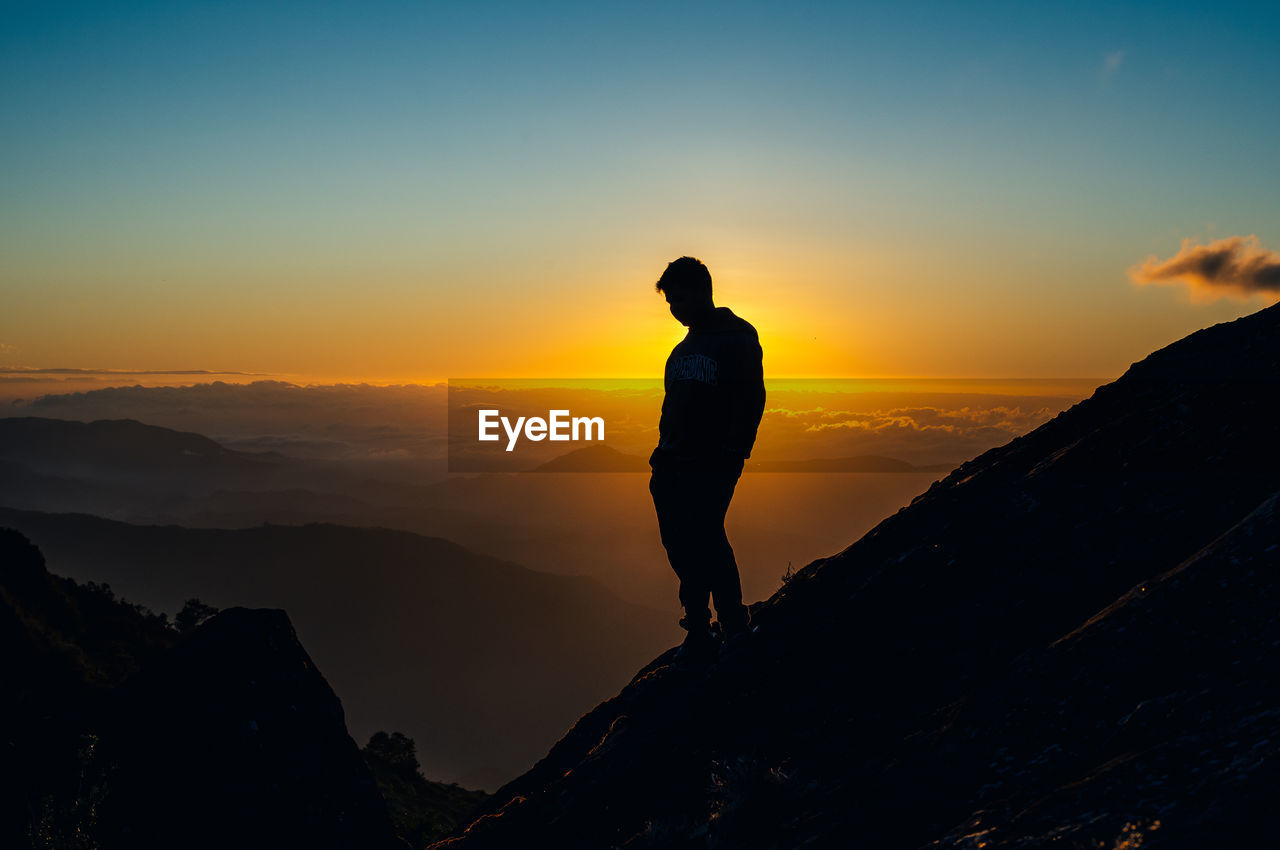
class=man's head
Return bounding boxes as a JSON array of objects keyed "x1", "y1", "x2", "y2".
[{"x1": 655, "y1": 256, "x2": 715, "y2": 327}]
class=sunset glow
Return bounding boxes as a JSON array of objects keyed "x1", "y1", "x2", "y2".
[{"x1": 3, "y1": 2, "x2": 1278, "y2": 383}]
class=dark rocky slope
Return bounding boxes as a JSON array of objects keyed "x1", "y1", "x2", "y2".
[
  {"x1": 433, "y1": 301, "x2": 1280, "y2": 849},
  {"x1": 0, "y1": 528, "x2": 403, "y2": 849},
  {"x1": 0, "y1": 511, "x2": 672, "y2": 789},
  {"x1": 97, "y1": 607, "x2": 401, "y2": 848}
]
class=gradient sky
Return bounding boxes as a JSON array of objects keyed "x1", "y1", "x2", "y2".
[{"x1": 3, "y1": 0, "x2": 1279, "y2": 382}]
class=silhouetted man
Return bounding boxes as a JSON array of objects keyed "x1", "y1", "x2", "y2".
[{"x1": 649, "y1": 256, "x2": 765, "y2": 661}]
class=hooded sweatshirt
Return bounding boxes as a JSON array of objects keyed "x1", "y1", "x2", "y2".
[{"x1": 654, "y1": 306, "x2": 765, "y2": 463}]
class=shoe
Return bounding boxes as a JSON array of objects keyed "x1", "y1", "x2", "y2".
[
  {"x1": 723, "y1": 623, "x2": 758, "y2": 651},
  {"x1": 674, "y1": 619, "x2": 720, "y2": 664},
  {"x1": 718, "y1": 609, "x2": 755, "y2": 652},
  {"x1": 678, "y1": 615, "x2": 710, "y2": 632},
  {"x1": 717, "y1": 606, "x2": 752, "y2": 638}
]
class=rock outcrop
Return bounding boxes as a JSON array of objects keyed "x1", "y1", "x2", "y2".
[{"x1": 0, "y1": 528, "x2": 403, "y2": 849}]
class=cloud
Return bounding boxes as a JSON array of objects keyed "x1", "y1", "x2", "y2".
[
  {"x1": 791, "y1": 405, "x2": 1056, "y2": 437},
  {"x1": 1129, "y1": 235, "x2": 1280, "y2": 302},
  {"x1": 758, "y1": 403, "x2": 1065, "y2": 465},
  {"x1": 1102, "y1": 50, "x2": 1125, "y2": 78},
  {"x1": 0, "y1": 343, "x2": 16, "y2": 356}
]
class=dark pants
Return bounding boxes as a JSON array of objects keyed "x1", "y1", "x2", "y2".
[{"x1": 649, "y1": 453, "x2": 747, "y2": 628}]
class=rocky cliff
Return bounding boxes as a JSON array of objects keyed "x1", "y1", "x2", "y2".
[
  {"x1": 0, "y1": 528, "x2": 404, "y2": 849},
  {"x1": 433, "y1": 302, "x2": 1280, "y2": 849}
]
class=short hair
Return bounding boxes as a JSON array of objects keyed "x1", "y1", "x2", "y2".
[{"x1": 655, "y1": 256, "x2": 712, "y2": 297}]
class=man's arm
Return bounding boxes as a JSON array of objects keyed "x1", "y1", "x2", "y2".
[{"x1": 725, "y1": 334, "x2": 765, "y2": 459}]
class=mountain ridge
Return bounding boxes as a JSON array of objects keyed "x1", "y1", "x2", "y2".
[{"x1": 431, "y1": 301, "x2": 1280, "y2": 848}]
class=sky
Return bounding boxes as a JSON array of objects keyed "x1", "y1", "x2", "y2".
[{"x1": 3, "y1": 0, "x2": 1279, "y2": 382}]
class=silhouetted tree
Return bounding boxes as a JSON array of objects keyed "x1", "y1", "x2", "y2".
[
  {"x1": 174, "y1": 598, "x2": 219, "y2": 633},
  {"x1": 365, "y1": 731, "x2": 419, "y2": 779},
  {"x1": 360, "y1": 731, "x2": 487, "y2": 845}
]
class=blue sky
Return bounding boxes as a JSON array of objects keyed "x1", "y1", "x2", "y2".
[{"x1": 2, "y1": 0, "x2": 1278, "y2": 379}]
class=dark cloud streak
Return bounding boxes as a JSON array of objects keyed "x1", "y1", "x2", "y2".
[{"x1": 1131, "y1": 235, "x2": 1280, "y2": 301}]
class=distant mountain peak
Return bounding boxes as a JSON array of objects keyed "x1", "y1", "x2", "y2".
[{"x1": 526, "y1": 444, "x2": 650, "y2": 472}]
